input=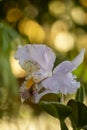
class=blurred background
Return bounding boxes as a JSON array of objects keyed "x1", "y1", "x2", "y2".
[{"x1": 0, "y1": 0, "x2": 87, "y2": 129}]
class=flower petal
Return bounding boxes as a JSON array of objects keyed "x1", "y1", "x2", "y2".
[
  {"x1": 71, "y1": 48, "x2": 85, "y2": 70},
  {"x1": 42, "y1": 49, "x2": 85, "y2": 94},
  {"x1": 14, "y1": 45, "x2": 30, "y2": 68},
  {"x1": 29, "y1": 44, "x2": 56, "y2": 71},
  {"x1": 42, "y1": 72, "x2": 80, "y2": 94},
  {"x1": 53, "y1": 61, "x2": 74, "y2": 74},
  {"x1": 53, "y1": 48, "x2": 85, "y2": 74},
  {"x1": 14, "y1": 44, "x2": 56, "y2": 72}
]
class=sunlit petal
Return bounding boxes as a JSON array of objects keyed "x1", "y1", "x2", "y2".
[
  {"x1": 42, "y1": 72, "x2": 80, "y2": 94},
  {"x1": 42, "y1": 49, "x2": 85, "y2": 94},
  {"x1": 28, "y1": 44, "x2": 56, "y2": 71},
  {"x1": 53, "y1": 61, "x2": 74, "y2": 74},
  {"x1": 71, "y1": 48, "x2": 85, "y2": 69},
  {"x1": 53, "y1": 48, "x2": 85, "y2": 74},
  {"x1": 14, "y1": 45, "x2": 31, "y2": 68},
  {"x1": 14, "y1": 44, "x2": 56, "y2": 75}
]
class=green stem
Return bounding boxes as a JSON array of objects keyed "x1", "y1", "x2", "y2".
[
  {"x1": 60, "y1": 93, "x2": 64, "y2": 104},
  {"x1": 60, "y1": 120, "x2": 68, "y2": 130}
]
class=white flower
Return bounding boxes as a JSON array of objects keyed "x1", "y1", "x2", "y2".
[
  {"x1": 15, "y1": 44, "x2": 56, "y2": 82},
  {"x1": 34, "y1": 48, "x2": 85, "y2": 103},
  {"x1": 14, "y1": 44, "x2": 56, "y2": 102},
  {"x1": 14, "y1": 44, "x2": 85, "y2": 103},
  {"x1": 42, "y1": 48, "x2": 85, "y2": 93}
]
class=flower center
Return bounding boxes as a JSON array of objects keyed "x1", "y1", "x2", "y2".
[
  {"x1": 24, "y1": 61, "x2": 39, "y2": 75},
  {"x1": 26, "y1": 78, "x2": 35, "y2": 89}
]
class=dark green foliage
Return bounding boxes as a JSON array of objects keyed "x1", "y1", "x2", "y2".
[
  {"x1": 0, "y1": 22, "x2": 23, "y2": 117},
  {"x1": 75, "y1": 85, "x2": 85, "y2": 102},
  {"x1": 67, "y1": 99, "x2": 87, "y2": 129},
  {"x1": 39, "y1": 101, "x2": 72, "y2": 130}
]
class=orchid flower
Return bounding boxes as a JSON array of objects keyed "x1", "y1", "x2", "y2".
[
  {"x1": 14, "y1": 44, "x2": 56, "y2": 102},
  {"x1": 14, "y1": 44, "x2": 85, "y2": 103}
]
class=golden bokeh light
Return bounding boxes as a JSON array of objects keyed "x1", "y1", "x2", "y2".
[
  {"x1": 6, "y1": 8, "x2": 23, "y2": 23},
  {"x1": 50, "y1": 20, "x2": 69, "y2": 44},
  {"x1": 54, "y1": 32, "x2": 75, "y2": 52},
  {"x1": 10, "y1": 51, "x2": 26, "y2": 78},
  {"x1": 18, "y1": 19, "x2": 45, "y2": 43},
  {"x1": 51, "y1": 20, "x2": 69, "y2": 34},
  {"x1": 71, "y1": 7, "x2": 86, "y2": 25},
  {"x1": 48, "y1": 1, "x2": 65, "y2": 17}
]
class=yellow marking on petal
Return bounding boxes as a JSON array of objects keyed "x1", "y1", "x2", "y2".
[{"x1": 26, "y1": 78, "x2": 34, "y2": 89}]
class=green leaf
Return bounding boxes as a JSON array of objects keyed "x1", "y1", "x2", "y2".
[
  {"x1": 0, "y1": 22, "x2": 23, "y2": 52},
  {"x1": 1, "y1": 22, "x2": 20, "y2": 39},
  {"x1": 67, "y1": 99, "x2": 87, "y2": 128},
  {"x1": 39, "y1": 101, "x2": 72, "y2": 120},
  {"x1": 2, "y1": 29, "x2": 11, "y2": 52},
  {"x1": 39, "y1": 102, "x2": 72, "y2": 130},
  {"x1": 75, "y1": 85, "x2": 85, "y2": 102}
]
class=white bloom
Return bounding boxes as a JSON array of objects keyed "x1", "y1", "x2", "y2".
[
  {"x1": 14, "y1": 44, "x2": 85, "y2": 103},
  {"x1": 42, "y1": 48, "x2": 85, "y2": 93},
  {"x1": 34, "y1": 48, "x2": 85, "y2": 103},
  {"x1": 14, "y1": 44, "x2": 56, "y2": 102},
  {"x1": 15, "y1": 44, "x2": 56, "y2": 82}
]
